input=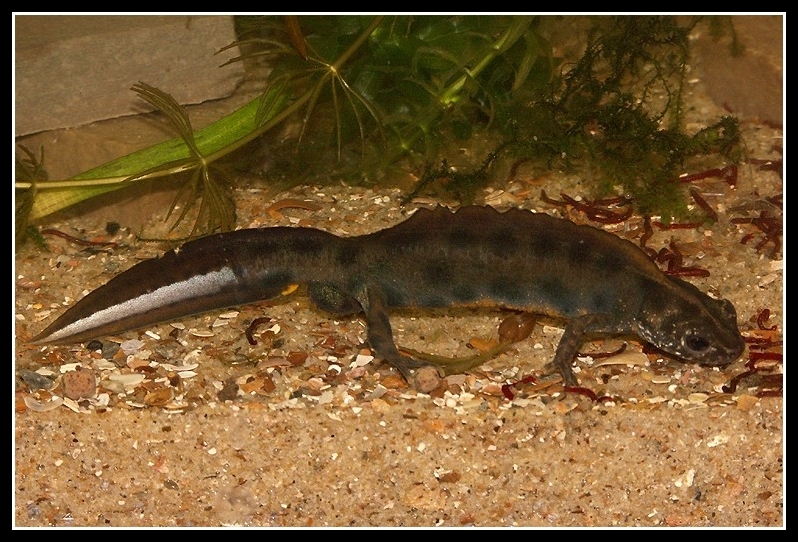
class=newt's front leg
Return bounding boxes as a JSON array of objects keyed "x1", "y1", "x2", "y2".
[
  {"x1": 360, "y1": 287, "x2": 443, "y2": 393},
  {"x1": 547, "y1": 314, "x2": 613, "y2": 387}
]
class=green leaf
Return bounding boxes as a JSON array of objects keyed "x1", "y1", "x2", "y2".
[{"x1": 25, "y1": 84, "x2": 289, "y2": 222}]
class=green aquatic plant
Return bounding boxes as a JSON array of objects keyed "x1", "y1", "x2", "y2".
[
  {"x1": 15, "y1": 15, "x2": 742, "y2": 241},
  {"x1": 230, "y1": 15, "x2": 546, "y2": 186},
  {"x1": 406, "y1": 16, "x2": 741, "y2": 217}
]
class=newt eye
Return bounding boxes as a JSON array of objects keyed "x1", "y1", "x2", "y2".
[{"x1": 683, "y1": 331, "x2": 711, "y2": 354}]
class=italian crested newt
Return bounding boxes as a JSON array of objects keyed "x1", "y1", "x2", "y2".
[{"x1": 31, "y1": 206, "x2": 745, "y2": 393}]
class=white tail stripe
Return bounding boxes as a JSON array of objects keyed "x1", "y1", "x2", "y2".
[{"x1": 42, "y1": 267, "x2": 237, "y2": 343}]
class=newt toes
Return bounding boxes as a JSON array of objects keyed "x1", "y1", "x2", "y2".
[{"x1": 30, "y1": 205, "x2": 745, "y2": 392}]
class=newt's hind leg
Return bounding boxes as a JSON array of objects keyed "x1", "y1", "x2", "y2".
[
  {"x1": 360, "y1": 287, "x2": 443, "y2": 393},
  {"x1": 310, "y1": 282, "x2": 443, "y2": 392}
]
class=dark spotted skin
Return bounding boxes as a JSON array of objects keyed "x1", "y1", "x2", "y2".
[{"x1": 31, "y1": 206, "x2": 745, "y2": 392}]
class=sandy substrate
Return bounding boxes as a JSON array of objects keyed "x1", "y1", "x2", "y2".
[
  {"x1": 14, "y1": 17, "x2": 783, "y2": 528},
  {"x1": 13, "y1": 182, "x2": 784, "y2": 527}
]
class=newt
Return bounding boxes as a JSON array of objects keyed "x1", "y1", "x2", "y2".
[{"x1": 30, "y1": 206, "x2": 745, "y2": 392}]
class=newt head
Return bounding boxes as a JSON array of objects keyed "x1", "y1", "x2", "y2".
[{"x1": 634, "y1": 276, "x2": 746, "y2": 368}]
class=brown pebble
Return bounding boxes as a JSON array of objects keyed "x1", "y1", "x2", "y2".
[
  {"x1": 437, "y1": 470, "x2": 462, "y2": 483},
  {"x1": 414, "y1": 365, "x2": 444, "y2": 393},
  {"x1": 379, "y1": 374, "x2": 408, "y2": 389},
  {"x1": 61, "y1": 368, "x2": 97, "y2": 400}
]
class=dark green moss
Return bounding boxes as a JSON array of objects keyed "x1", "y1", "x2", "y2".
[{"x1": 399, "y1": 16, "x2": 741, "y2": 219}]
